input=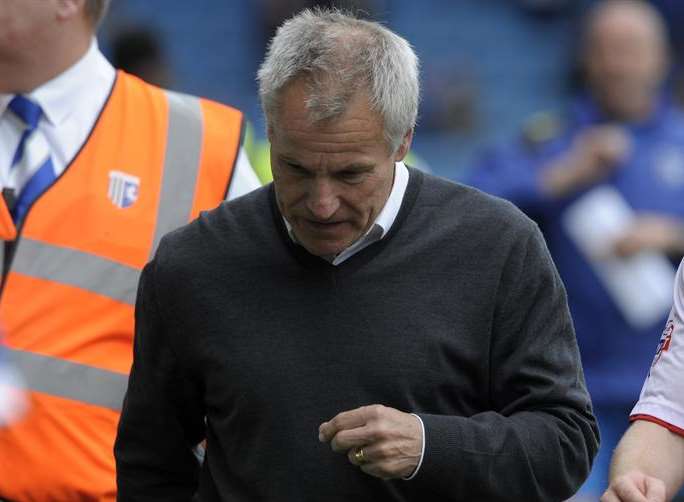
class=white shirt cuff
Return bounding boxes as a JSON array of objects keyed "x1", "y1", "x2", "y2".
[{"x1": 403, "y1": 413, "x2": 425, "y2": 480}]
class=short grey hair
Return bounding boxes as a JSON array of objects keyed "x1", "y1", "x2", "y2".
[
  {"x1": 85, "y1": 0, "x2": 112, "y2": 27},
  {"x1": 257, "y1": 8, "x2": 420, "y2": 152}
]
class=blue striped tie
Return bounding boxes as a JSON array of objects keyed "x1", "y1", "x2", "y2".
[{"x1": 7, "y1": 95, "x2": 56, "y2": 224}]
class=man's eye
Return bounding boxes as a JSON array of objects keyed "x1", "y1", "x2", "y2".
[
  {"x1": 286, "y1": 163, "x2": 307, "y2": 175},
  {"x1": 339, "y1": 171, "x2": 364, "y2": 183}
]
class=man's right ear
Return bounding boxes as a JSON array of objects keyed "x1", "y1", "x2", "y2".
[{"x1": 55, "y1": 0, "x2": 84, "y2": 21}]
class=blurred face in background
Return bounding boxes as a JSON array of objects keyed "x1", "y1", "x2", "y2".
[
  {"x1": 269, "y1": 79, "x2": 410, "y2": 258},
  {"x1": 583, "y1": 1, "x2": 668, "y2": 121}
]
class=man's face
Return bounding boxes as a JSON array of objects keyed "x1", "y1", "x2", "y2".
[
  {"x1": 269, "y1": 80, "x2": 410, "y2": 258},
  {"x1": 0, "y1": 0, "x2": 56, "y2": 61},
  {"x1": 584, "y1": 6, "x2": 667, "y2": 119}
]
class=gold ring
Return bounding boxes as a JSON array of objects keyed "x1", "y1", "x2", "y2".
[{"x1": 353, "y1": 447, "x2": 366, "y2": 464}]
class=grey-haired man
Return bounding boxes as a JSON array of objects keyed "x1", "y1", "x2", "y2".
[{"x1": 115, "y1": 8, "x2": 598, "y2": 501}]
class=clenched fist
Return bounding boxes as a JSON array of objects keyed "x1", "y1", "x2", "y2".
[{"x1": 319, "y1": 404, "x2": 423, "y2": 480}]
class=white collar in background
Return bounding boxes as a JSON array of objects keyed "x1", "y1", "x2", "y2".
[{"x1": 0, "y1": 38, "x2": 114, "y2": 126}]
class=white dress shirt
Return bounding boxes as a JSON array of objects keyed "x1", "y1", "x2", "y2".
[
  {"x1": 0, "y1": 39, "x2": 259, "y2": 199},
  {"x1": 284, "y1": 160, "x2": 426, "y2": 479}
]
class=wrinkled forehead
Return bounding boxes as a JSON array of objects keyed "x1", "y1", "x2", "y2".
[
  {"x1": 271, "y1": 84, "x2": 390, "y2": 169},
  {"x1": 273, "y1": 121, "x2": 394, "y2": 165}
]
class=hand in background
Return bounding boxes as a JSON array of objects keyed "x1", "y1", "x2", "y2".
[
  {"x1": 613, "y1": 215, "x2": 684, "y2": 257},
  {"x1": 542, "y1": 125, "x2": 631, "y2": 198}
]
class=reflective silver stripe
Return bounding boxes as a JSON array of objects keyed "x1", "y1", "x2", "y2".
[
  {"x1": 150, "y1": 91, "x2": 204, "y2": 258},
  {"x1": 11, "y1": 238, "x2": 139, "y2": 305},
  {"x1": 8, "y1": 348, "x2": 128, "y2": 410}
]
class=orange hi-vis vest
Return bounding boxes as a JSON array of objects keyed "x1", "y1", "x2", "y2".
[{"x1": 0, "y1": 71, "x2": 243, "y2": 501}]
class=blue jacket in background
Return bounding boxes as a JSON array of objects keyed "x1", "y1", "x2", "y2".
[{"x1": 466, "y1": 95, "x2": 684, "y2": 405}]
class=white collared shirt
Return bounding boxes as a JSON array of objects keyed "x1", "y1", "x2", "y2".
[{"x1": 0, "y1": 39, "x2": 259, "y2": 199}]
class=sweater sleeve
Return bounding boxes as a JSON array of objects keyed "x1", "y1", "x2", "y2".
[
  {"x1": 413, "y1": 223, "x2": 599, "y2": 501},
  {"x1": 115, "y1": 249, "x2": 206, "y2": 501}
]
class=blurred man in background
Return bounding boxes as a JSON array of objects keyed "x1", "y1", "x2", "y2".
[
  {"x1": 0, "y1": 0, "x2": 260, "y2": 500},
  {"x1": 466, "y1": 0, "x2": 684, "y2": 499}
]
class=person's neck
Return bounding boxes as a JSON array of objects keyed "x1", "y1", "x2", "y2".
[{"x1": 0, "y1": 32, "x2": 91, "y2": 94}]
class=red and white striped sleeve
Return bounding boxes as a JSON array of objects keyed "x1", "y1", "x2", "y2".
[{"x1": 631, "y1": 259, "x2": 684, "y2": 437}]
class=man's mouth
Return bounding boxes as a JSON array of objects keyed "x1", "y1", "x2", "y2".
[{"x1": 302, "y1": 219, "x2": 347, "y2": 231}]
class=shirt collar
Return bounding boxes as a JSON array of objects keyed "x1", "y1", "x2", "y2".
[
  {"x1": 373, "y1": 160, "x2": 409, "y2": 238},
  {"x1": 283, "y1": 160, "x2": 410, "y2": 250},
  {"x1": 0, "y1": 38, "x2": 114, "y2": 127}
]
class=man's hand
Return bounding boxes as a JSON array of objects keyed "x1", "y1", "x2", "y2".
[
  {"x1": 576, "y1": 126, "x2": 632, "y2": 173},
  {"x1": 318, "y1": 404, "x2": 422, "y2": 480},
  {"x1": 601, "y1": 470, "x2": 667, "y2": 502},
  {"x1": 542, "y1": 125, "x2": 631, "y2": 198},
  {"x1": 612, "y1": 215, "x2": 684, "y2": 257}
]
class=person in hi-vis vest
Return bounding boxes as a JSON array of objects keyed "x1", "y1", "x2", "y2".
[{"x1": 0, "y1": 1, "x2": 261, "y2": 500}]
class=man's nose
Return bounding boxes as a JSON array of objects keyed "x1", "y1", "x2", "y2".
[{"x1": 306, "y1": 179, "x2": 340, "y2": 220}]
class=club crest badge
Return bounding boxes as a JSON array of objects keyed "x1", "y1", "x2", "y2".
[{"x1": 108, "y1": 170, "x2": 140, "y2": 209}]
